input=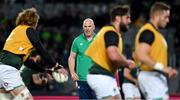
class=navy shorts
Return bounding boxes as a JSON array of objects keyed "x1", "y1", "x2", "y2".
[{"x1": 77, "y1": 81, "x2": 96, "y2": 99}]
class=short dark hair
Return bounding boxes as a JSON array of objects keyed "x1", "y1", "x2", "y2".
[
  {"x1": 110, "y1": 5, "x2": 130, "y2": 22},
  {"x1": 16, "y1": 7, "x2": 39, "y2": 27},
  {"x1": 150, "y1": 2, "x2": 170, "y2": 16}
]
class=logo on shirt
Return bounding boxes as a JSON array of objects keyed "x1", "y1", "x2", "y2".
[
  {"x1": 113, "y1": 87, "x2": 117, "y2": 93},
  {"x1": 19, "y1": 46, "x2": 24, "y2": 51},
  {"x1": 4, "y1": 82, "x2": 8, "y2": 87}
]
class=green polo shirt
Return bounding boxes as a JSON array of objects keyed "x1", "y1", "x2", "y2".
[{"x1": 71, "y1": 33, "x2": 96, "y2": 81}]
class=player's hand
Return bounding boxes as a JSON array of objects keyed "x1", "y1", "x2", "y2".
[
  {"x1": 134, "y1": 80, "x2": 138, "y2": 86},
  {"x1": 70, "y1": 71, "x2": 79, "y2": 81},
  {"x1": 54, "y1": 62, "x2": 60, "y2": 69},
  {"x1": 56, "y1": 67, "x2": 68, "y2": 76},
  {"x1": 163, "y1": 67, "x2": 178, "y2": 78},
  {"x1": 32, "y1": 73, "x2": 48, "y2": 86},
  {"x1": 168, "y1": 68, "x2": 178, "y2": 78},
  {"x1": 51, "y1": 63, "x2": 69, "y2": 80},
  {"x1": 45, "y1": 68, "x2": 53, "y2": 75},
  {"x1": 38, "y1": 73, "x2": 48, "y2": 85},
  {"x1": 127, "y1": 59, "x2": 136, "y2": 69},
  {"x1": 53, "y1": 63, "x2": 66, "y2": 72},
  {"x1": 45, "y1": 68, "x2": 53, "y2": 80},
  {"x1": 163, "y1": 67, "x2": 171, "y2": 74}
]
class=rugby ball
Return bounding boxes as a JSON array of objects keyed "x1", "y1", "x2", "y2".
[{"x1": 52, "y1": 71, "x2": 68, "y2": 83}]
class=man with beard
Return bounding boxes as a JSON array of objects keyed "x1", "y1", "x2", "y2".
[
  {"x1": 134, "y1": 2, "x2": 177, "y2": 99},
  {"x1": 85, "y1": 5, "x2": 135, "y2": 99}
]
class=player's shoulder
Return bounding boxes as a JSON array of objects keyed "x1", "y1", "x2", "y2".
[
  {"x1": 72, "y1": 33, "x2": 83, "y2": 44},
  {"x1": 74, "y1": 33, "x2": 84, "y2": 40},
  {"x1": 140, "y1": 30, "x2": 154, "y2": 38}
]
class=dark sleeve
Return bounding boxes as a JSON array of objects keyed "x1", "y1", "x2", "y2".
[
  {"x1": 139, "y1": 30, "x2": 154, "y2": 45},
  {"x1": 26, "y1": 28, "x2": 56, "y2": 68},
  {"x1": 104, "y1": 31, "x2": 119, "y2": 48},
  {"x1": 24, "y1": 59, "x2": 45, "y2": 72}
]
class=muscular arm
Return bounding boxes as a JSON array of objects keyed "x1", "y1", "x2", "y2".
[
  {"x1": 136, "y1": 30, "x2": 178, "y2": 77},
  {"x1": 136, "y1": 30, "x2": 156, "y2": 68},
  {"x1": 26, "y1": 28, "x2": 56, "y2": 68},
  {"x1": 124, "y1": 68, "x2": 138, "y2": 84},
  {"x1": 136, "y1": 43, "x2": 156, "y2": 68},
  {"x1": 107, "y1": 46, "x2": 128, "y2": 66},
  {"x1": 104, "y1": 31, "x2": 128, "y2": 67}
]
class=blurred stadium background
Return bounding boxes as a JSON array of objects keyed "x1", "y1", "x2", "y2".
[{"x1": 0, "y1": 0, "x2": 180, "y2": 99}]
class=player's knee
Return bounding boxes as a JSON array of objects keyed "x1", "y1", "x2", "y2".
[
  {"x1": 13, "y1": 87, "x2": 33, "y2": 100},
  {"x1": 0, "y1": 93, "x2": 13, "y2": 100},
  {"x1": 125, "y1": 97, "x2": 134, "y2": 100}
]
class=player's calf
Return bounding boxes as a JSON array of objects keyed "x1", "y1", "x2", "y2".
[{"x1": 10, "y1": 86, "x2": 33, "y2": 100}]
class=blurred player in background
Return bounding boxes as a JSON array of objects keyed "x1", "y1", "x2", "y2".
[
  {"x1": 122, "y1": 67, "x2": 141, "y2": 100},
  {"x1": 20, "y1": 51, "x2": 50, "y2": 86},
  {"x1": 68, "y1": 18, "x2": 96, "y2": 99},
  {"x1": 122, "y1": 51, "x2": 141, "y2": 100},
  {"x1": 85, "y1": 5, "x2": 135, "y2": 99},
  {"x1": 0, "y1": 7, "x2": 66, "y2": 99},
  {"x1": 134, "y1": 2, "x2": 178, "y2": 99}
]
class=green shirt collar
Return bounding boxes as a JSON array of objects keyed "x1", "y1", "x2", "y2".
[{"x1": 82, "y1": 33, "x2": 96, "y2": 42}]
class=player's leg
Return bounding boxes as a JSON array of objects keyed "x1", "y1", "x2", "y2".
[
  {"x1": 10, "y1": 86, "x2": 33, "y2": 100},
  {"x1": 0, "y1": 89, "x2": 13, "y2": 100},
  {"x1": 87, "y1": 74, "x2": 121, "y2": 99},
  {"x1": 77, "y1": 81, "x2": 96, "y2": 99},
  {"x1": 122, "y1": 83, "x2": 135, "y2": 99},
  {"x1": 138, "y1": 71, "x2": 168, "y2": 99},
  {"x1": 123, "y1": 82, "x2": 141, "y2": 100},
  {"x1": 133, "y1": 84, "x2": 141, "y2": 100},
  {"x1": 122, "y1": 82, "x2": 141, "y2": 100},
  {"x1": 0, "y1": 64, "x2": 33, "y2": 99}
]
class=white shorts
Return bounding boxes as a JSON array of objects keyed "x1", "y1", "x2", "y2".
[
  {"x1": 138, "y1": 71, "x2": 169, "y2": 99},
  {"x1": 122, "y1": 83, "x2": 141, "y2": 98},
  {"x1": 0, "y1": 64, "x2": 25, "y2": 91},
  {"x1": 87, "y1": 74, "x2": 120, "y2": 99}
]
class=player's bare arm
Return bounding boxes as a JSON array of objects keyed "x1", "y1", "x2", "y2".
[
  {"x1": 136, "y1": 42, "x2": 177, "y2": 77},
  {"x1": 136, "y1": 43, "x2": 155, "y2": 67},
  {"x1": 124, "y1": 68, "x2": 138, "y2": 86},
  {"x1": 107, "y1": 46, "x2": 127, "y2": 66},
  {"x1": 68, "y1": 51, "x2": 78, "y2": 81}
]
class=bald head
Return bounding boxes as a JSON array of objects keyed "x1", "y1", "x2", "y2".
[
  {"x1": 83, "y1": 18, "x2": 95, "y2": 37},
  {"x1": 83, "y1": 18, "x2": 94, "y2": 26}
]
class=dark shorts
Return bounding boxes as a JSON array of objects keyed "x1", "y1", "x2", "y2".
[{"x1": 77, "y1": 81, "x2": 96, "y2": 99}]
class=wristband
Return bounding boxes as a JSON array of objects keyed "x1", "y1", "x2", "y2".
[
  {"x1": 154, "y1": 63, "x2": 164, "y2": 71},
  {"x1": 52, "y1": 64, "x2": 63, "y2": 71}
]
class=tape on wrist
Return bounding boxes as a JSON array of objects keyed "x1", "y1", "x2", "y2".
[
  {"x1": 154, "y1": 63, "x2": 164, "y2": 71},
  {"x1": 52, "y1": 64, "x2": 63, "y2": 71}
]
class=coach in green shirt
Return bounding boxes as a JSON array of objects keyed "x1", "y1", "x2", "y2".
[{"x1": 68, "y1": 18, "x2": 96, "y2": 99}]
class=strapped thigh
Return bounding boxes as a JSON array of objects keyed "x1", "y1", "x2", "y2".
[
  {"x1": 13, "y1": 87, "x2": 32, "y2": 100},
  {"x1": 0, "y1": 93, "x2": 13, "y2": 100}
]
